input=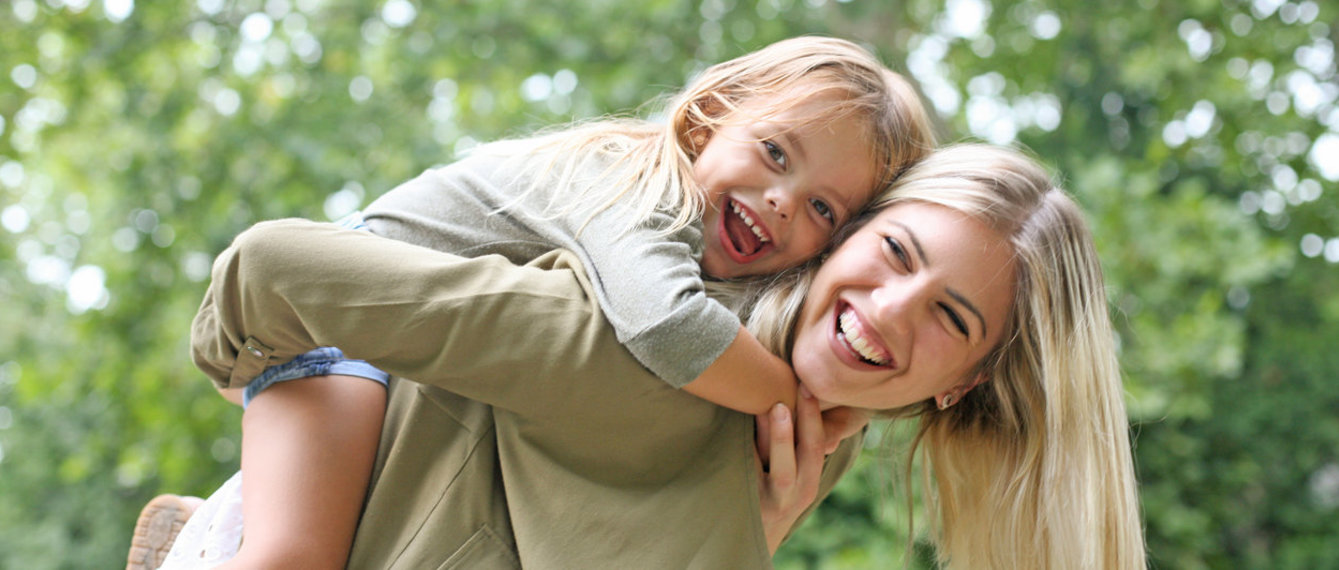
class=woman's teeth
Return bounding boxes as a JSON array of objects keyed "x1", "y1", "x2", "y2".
[
  {"x1": 838, "y1": 309, "x2": 891, "y2": 366},
  {"x1": 730, "y1": 201, "x2": 770, "y2": 243}
]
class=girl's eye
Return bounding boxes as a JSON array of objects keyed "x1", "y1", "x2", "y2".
[
  {"x1": 763, "y1": 140, "x2": 787, "y2": 168},
  {"x1": 940, "y1": 303, "x2": 970, "y2": 337},
  {"x1": 811, "y1": 199, "x2": 835, "y2": 224},
  {"x1": 884, "y1": 237, "x2": 910, "y2": 270}
]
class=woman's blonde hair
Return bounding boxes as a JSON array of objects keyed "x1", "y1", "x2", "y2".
[
  {"x1": 743, "y1": 143, "x2": 1146, "y2": 569},
  {"x1": 523, "y1": 35, "x2": 935, "y2": 238}
]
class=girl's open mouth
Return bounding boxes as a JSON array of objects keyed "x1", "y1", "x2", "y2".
[{"x1": 719, "y1": 198, "x2": 772, "y2": 262}]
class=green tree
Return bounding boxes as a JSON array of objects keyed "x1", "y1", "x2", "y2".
[{"x1": 1, "y1": 1, "x2": 1333, "y2": 568}]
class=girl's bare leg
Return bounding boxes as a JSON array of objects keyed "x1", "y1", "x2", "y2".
[{"x1": 217, "y1": 374, "x2": 386, "y2": 569}]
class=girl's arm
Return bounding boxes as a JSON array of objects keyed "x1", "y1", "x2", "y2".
[
  {"x1": 683, "y1": 327, "x2": 798, "y2": 413},
  {"x1": 359, "y1": 153, "x2": 792, "y2": 416}
]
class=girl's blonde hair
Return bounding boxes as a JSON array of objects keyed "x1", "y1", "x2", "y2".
[
  {"x1": 743, "y1": 143, "x2": 1146, "y2": 569},
  {"x1": 525, "y1": 35, "x2": 935, "y2": 238}
]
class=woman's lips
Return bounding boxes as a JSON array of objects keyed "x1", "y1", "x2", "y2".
[
  {"x1": 718, "y1": 198, "x2": 772, "y2": 263},
  {"x1": 829, "y1": 301, "x2": 896, "y2": 369}
]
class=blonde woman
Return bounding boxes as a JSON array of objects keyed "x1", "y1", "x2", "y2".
[
  {"x1": 745, "y1": 143, "x2": 1147, "y2": 568},
  {"x1": 152, "y1": 143, "x2": 1143, "y2": 569}
]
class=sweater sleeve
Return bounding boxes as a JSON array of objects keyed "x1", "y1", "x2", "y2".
[
  {"x1": 564, "y1": 202, "x2": 741, "y2": 388},
  {"x1": 190, "y1": 218, "x2": 651, "y2": 416}
]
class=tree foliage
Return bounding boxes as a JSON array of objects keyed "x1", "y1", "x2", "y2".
[{"x1": 1, "y1": 0, "x2": 1334, "y2": 568}]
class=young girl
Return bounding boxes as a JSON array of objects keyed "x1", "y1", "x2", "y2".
[{"x1": 134, "y1": 36, "x2": 935, "y2": 568}]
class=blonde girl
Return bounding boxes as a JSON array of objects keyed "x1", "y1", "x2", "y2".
[{"x1": 132, "y1": 36, "x2": 935, "y2": 569}]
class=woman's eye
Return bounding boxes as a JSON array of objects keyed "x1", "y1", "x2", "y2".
[
  {"x1": 941, "y1": 303, "x2": 970, "y2": 337},
  {"x1": 763, "y1": 140, "x2": 787, "y2": 168},
  {"x1": 811, "y1": 199, "x2": 835, "y2": 224},
  {"x1": 884, "y1": 237, "x2": 909, "y2": 270}
]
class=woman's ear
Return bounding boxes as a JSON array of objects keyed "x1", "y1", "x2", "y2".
[
  {"x1": 962, "y1": 371, "x2": 989, "y2": 393},
  {"x1": 936, "y1": 373, "x2": 988, "y2": 410}
]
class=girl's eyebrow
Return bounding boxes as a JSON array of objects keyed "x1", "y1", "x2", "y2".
[
  {"x1": 779, "y1": 130, "x2": 808, "y2": 164},
  {"x1": 889, "y1": 220, "x2": 989, "y2": 337}
]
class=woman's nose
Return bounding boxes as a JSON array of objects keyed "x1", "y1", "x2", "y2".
[{"x1": 869, "y1": 281, "x2": 928, "y2": 334}]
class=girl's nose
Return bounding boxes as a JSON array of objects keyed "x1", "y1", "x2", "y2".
[{"x1": 766, "y1": 190, "x2": 795, "y2": 221}]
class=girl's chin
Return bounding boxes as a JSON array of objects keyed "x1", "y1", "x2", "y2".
[{"x1": 699, "y1": 250, "x2": 734, "y2": 279}]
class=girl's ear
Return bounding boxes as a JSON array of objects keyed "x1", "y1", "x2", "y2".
[
  {"x1": 696, "y1": 91, "x2": 728, "y2": 120},
  {"x1": 685, "y1": 93, "x2": 727, "y2": 156},
  {"x1": 689, "y1": 128, "x2": 711, "y2": 154}
]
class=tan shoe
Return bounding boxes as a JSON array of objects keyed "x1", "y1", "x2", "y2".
[{"x1": 126, "y1": 494, "x2": 204, "y2": 570}]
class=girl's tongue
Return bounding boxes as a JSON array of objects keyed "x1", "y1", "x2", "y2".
[
  {"x1": 723, "y1": 200, "x2": 770, "y2": 257},
  {"x1": 725, "y1": 210, "x2": 764, "y2": 255}
]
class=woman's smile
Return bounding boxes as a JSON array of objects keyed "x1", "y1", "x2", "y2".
[
  {"x1": 791, "y1": 201, "x2": 1018, "y2": 411},
  {"x1": 830, "y1": 300, "x2": 896, "y2": 369}
]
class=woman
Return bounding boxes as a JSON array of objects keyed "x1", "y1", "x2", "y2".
[
  {"x1": 178, "y1": 143, "x2": 1144, "y2": 569},
  {"x1": 744, "y1": 144, "x2": 1146, "y2": 568}
]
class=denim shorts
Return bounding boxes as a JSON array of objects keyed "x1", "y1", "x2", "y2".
[{"x1": 242, "y1": 347, "x2": 390, "y2": 407}]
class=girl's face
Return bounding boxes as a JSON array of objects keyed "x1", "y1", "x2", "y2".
[
  {"x1": 694, "y1": 91, "x2": 878, "y2": 279},
  {"x1": 791, "y1": 202, "x2": 1018, "y2": 410}
]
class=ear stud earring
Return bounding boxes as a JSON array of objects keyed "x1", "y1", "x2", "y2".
[{"x1": 937, "y1": 393, "x2": 957, "y2": 411}]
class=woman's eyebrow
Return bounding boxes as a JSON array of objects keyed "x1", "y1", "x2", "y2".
[
  {"x1": 947, "y1": 288, "x2": 988, "y2": 338},
  {"x1": 890, "y1": 220, "x2": 989, "y2": 337}
]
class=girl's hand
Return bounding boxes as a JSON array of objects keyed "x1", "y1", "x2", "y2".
[{"x1": 754, "y1": 389, "x2": 825, "y2": 555}]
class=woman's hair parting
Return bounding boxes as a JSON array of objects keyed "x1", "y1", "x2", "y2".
[{"x1": 743, "y1": 144, "x2": 1146, "y2": 569}]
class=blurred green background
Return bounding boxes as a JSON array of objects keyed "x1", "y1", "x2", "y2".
[{"x1": 1, "y1": 0, "x2": 1335, "y2": 568}]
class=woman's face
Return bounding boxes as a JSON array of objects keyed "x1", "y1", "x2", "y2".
[{"x1": 791, "y1": 201, "x2": 1018, "y2": 410}]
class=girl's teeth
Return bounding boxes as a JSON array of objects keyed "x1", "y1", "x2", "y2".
[
  {"x1": 838, "y1": 309, "x2": 890, "y2": 365},
  {"x1": 731, "y1": 201, "x2": 770, "y2": 243}
]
